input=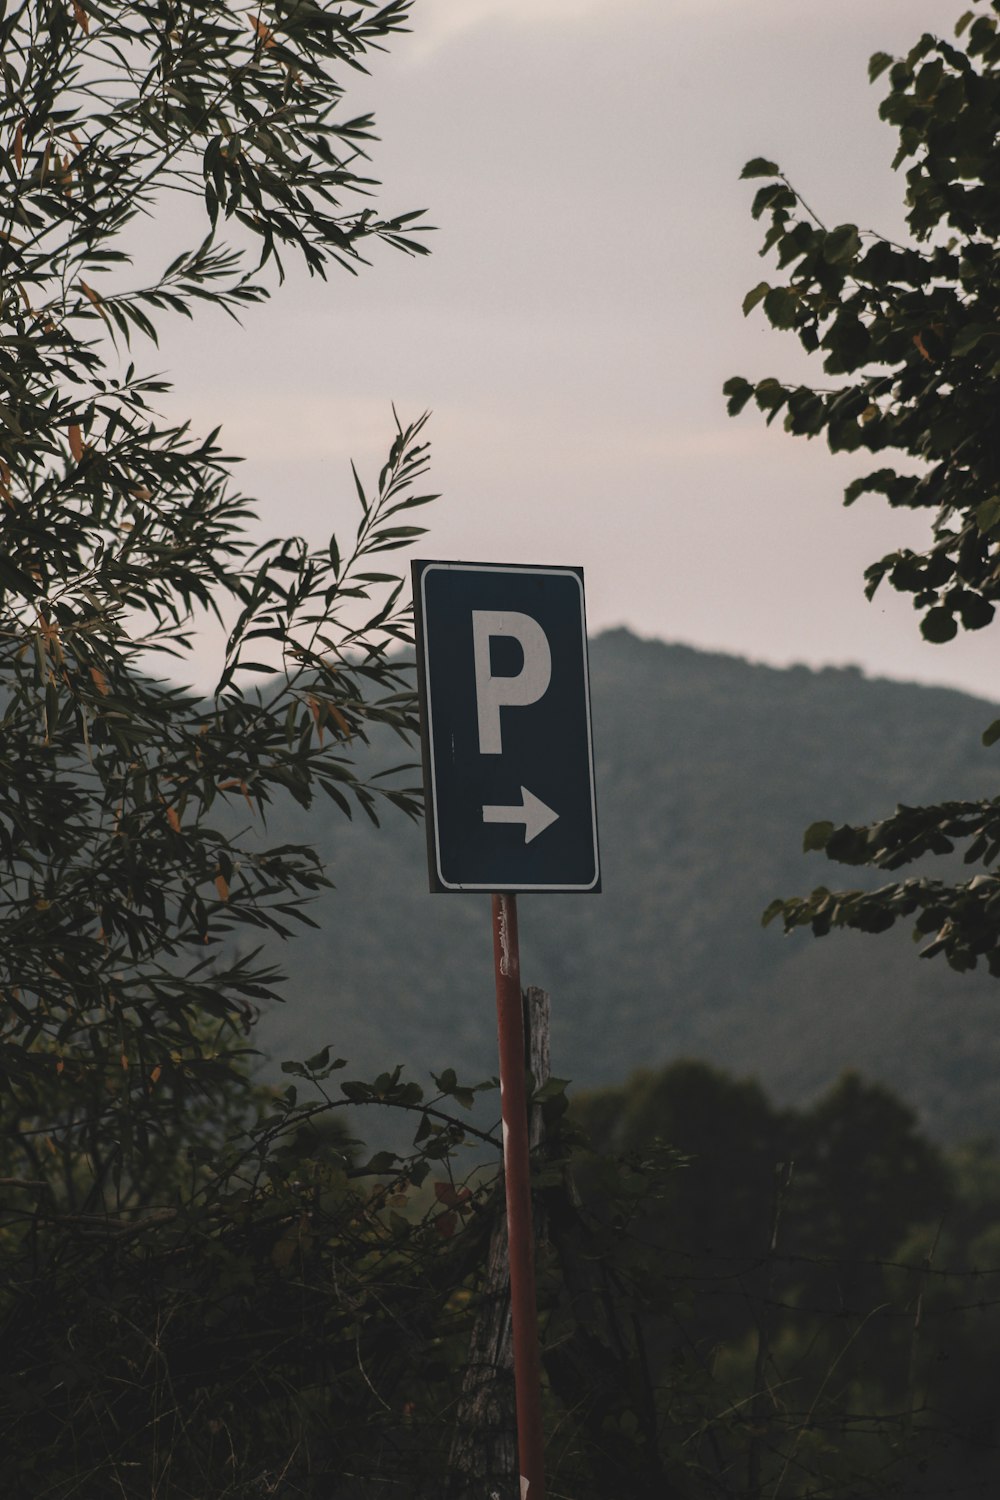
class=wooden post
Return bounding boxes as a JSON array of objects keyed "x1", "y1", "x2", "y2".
[
  {"x1": 448, "y1": 981, "x2": 552, "y2": 1499},
  {"x1": 447, "y1": 1222, "x2": 517, "y2": 1500}
]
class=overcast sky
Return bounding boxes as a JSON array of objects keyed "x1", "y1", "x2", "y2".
[{"x1": 152, "y1": 0, "x2": 1000, "y2": 701}]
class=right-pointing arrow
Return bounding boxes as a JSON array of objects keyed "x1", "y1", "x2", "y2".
[{"x1": 483, "y1": 786, "x2": 559, "y2": 844}]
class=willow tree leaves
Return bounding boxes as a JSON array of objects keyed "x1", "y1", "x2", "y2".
[{"x1": 0, "y1": 0, "x2": 435, "y2": 1183}]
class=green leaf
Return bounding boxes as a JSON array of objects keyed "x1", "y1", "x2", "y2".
[
  {"x1": 361, "y1": 1150, "x2": 398, "y2": 1175},
  {"x1": 752, "y1": 183, "x2": 795, "y2": 222},
  {"x1": 532, "y1": 1076, "x2": 570, "y2": 1102},
  {"x1": 920, "y1": 607, "x2": 958, "y2": 644},
  {"x1": 0, "y1": 556, "x2": 41, "y2": 599},
  {"x1": 824, "y1": 224, "x2": 862, "y2": 267},
  {"x1": 754, "y1": 376, "x2": 787, "y2": 414},
  {"x1": 956, "y1": 592, "x2": 995, "y2": 631},
  {"x1": 722, "y1": 376, "x2": 754, "y2": 416},
  {"x1": 763, "y1": 287, "x2": 798, "y2": 329},
  {"x1": 803, "y1": 821, "x2": 834, "y2": 853},
  {"x1": 864, "y1": 558, "x2": 891, "y2": 600},
  {"x1": 741, "y1": 157, "x2": 781, "y2": 179},
  {"x1": 868, "y1": 51, "x2": 894, "y2": 82},
  {"x1": 982, "y1": 720, "x2": 1000, "y2": 748},
  {"x1": 742, "y1": 281, "x2": 770, "y2": 317}
]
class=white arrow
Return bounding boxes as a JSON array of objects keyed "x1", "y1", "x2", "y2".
[{"x1": 482, "y1": 786, "x2": 559, "y2": 844}]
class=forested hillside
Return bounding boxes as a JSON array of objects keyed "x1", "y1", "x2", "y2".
[{"x1": 252, "y1": 628, "x2": 1000, "y2": 1143}]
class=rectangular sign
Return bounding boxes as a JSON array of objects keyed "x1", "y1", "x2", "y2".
[{"x1": 412, "y1": 559, "x2": 600, "y2": 893}]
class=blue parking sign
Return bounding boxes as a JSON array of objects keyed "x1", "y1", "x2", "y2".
[{"x1": 412, "y1": 560, "x2": 601, "y2": 893}]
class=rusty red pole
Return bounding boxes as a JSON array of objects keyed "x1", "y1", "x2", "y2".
[{"x1": 491, "y1": 892, "x2": 546, "y2": 1500}]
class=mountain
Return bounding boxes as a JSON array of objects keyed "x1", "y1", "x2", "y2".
[{"x1": 250, "y1": 628, "x2": 1000, "y2": 1143}]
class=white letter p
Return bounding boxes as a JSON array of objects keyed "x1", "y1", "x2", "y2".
[{"x1": 472, "y1": 610, "x2": 551, "y2": 755}]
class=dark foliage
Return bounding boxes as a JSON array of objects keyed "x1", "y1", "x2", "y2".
[
  {"x1": 572, "y1": 1059, "x2": 1000, "y2": 1497},
  {"x1": 729, "y1": 0, "x2": 1000, "y2": 980}
]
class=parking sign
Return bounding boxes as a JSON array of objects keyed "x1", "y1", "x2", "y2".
[{"x1": 412, "y1": 560, "x2": 600, "y2": 893}]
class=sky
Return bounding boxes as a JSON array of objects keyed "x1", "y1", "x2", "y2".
[{"x1": 149, "y1": 0, "x2": 1000, "y2": 702}]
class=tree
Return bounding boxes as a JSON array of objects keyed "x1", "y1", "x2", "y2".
[
  {"x1": 574, "y1": 1059, "x2": 780, "y2": 1258},
  {"x1": 569, "y1": 1062, "x2": 975, "y2": 1497},
  {"x1": 726, "y1": 0, "x2": 1000, "y2": 977},
  {"x1": 0, "y1": 7, "x2": 529, "y2": 1493},
  {"x1": 0, "y1": 0, "x2": 436, "y2": 1191},
  {"x1": 0, "y1": 14, "x2": 763, "y2": 1496}
]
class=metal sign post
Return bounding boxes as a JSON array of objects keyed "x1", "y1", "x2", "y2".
[
  {"x1": 492, "y1": 892, "x2": 545, "y2": 1500},
  {"x1": 411, "y1": 559, "x2": 601, "y2": 1499}
]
